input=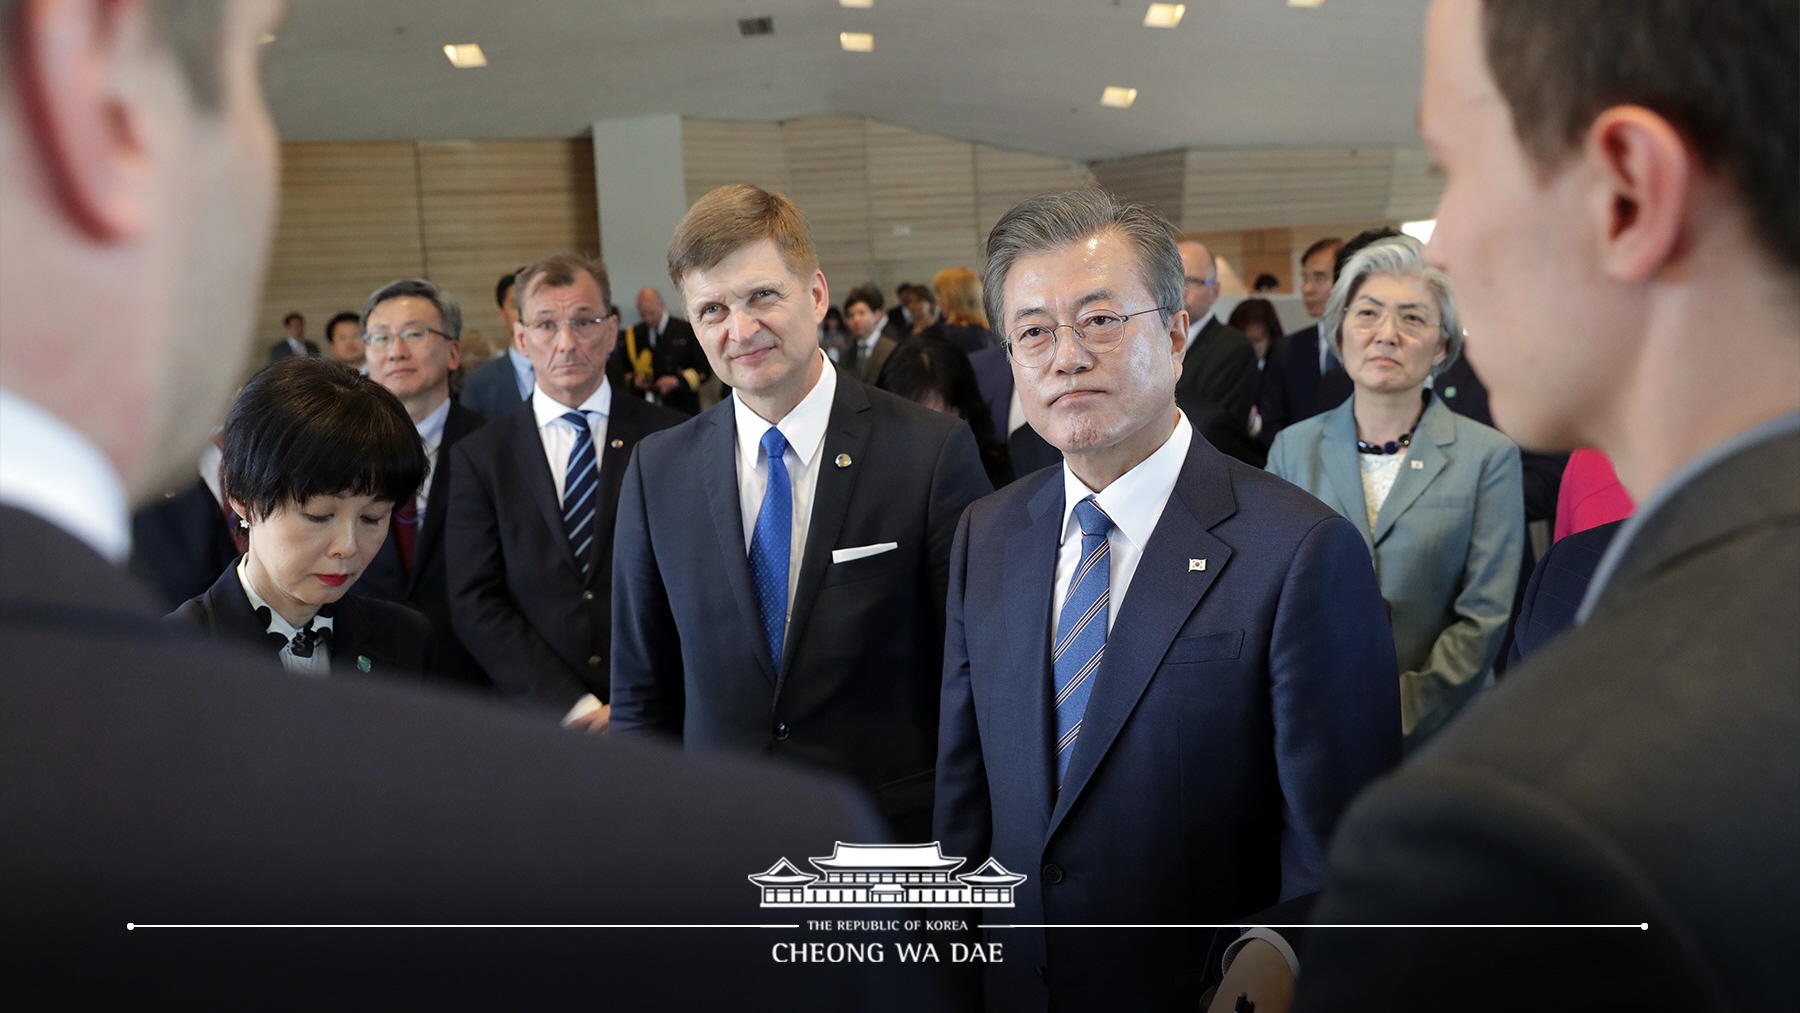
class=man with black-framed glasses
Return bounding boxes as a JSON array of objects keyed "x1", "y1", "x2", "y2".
[
  {"x1": 934, "y1": 188, "x2": 1399, "y2": 1012},
  {"x1": 447, "y1": 255, "x2": 684, "y2": 725},
  {"x1": 356, "y1": 278, "x2": 490, "y2": 691}
]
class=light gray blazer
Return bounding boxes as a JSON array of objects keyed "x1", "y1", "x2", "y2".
[{"x1": 1267, "y1": 394, "x2": 1523, "y2": 746}]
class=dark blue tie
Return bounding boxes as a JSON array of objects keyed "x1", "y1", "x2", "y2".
[
  {"x1": 560, "y1": 411, "x2": 599, "y2": 577},
  {"x1": 750, "y1": 427, "x2": 792, "y2": 668},
  {"x1": 1053, "y1": 497, "x2": 1114, "y2": 790}
]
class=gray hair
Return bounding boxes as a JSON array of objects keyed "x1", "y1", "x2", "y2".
[
  {"x1": 981, "y1": 188, "x2": 1183, "y2": 335},
  {"x1": 1321, "y1": 235, "x2": 1462, "y2": 377},
  {"x1": 360, "y1": 279, "x2": 463, "y2": 341}
]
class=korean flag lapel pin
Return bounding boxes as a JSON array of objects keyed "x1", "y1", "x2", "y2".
[{"x1": 1188, "y1": 558, "x2": 1207, "y2": 572}]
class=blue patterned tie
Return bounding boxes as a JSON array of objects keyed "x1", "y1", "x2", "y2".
[
  {"x1": 560, "y1": 411, "x2": 600, "y2": 577},
  {"x1": 1053, "y1": 496, "x2": 1114, "y2": 789},
  {"x1": 750, "y1": 427, "x2": 792, "y2": 668}
]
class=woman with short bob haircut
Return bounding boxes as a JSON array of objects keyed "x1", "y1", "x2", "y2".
[
  {"x1": 169, "y1": 358, "x2": 433, "y2": 678},
  {"x1": 1266, "y1": 235, "x2": 1523, "y2": 749}
]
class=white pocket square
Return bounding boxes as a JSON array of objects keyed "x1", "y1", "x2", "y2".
[{"x1": 832, "y1": 542, "x2": 899, "y2": 564}]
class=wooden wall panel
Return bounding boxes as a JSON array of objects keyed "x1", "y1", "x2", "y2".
[
  {"x1": 1182, "y1": 147, "x2": 1397, "y2": 231},
  {"x1": 864, "y1": 121, "x2": 979, "y2": 266},
  {"x1": 1089, "y1": 150, "x2": 1186, "y2": 224},
  {"x1": 1383, "y1": 147, "x2": 1444, "y2": 222},
  {"x1": 781, "y1": 116, "x2": 874, "y2": 294},
  {"x1": 259, "y1": 142, "x2": 423, "y2": 362},
  {"x1": 419, "y1": 139, "x2": 599, "y2": 354},
  {"x1": 681, "y1": 120, "x2": 790, "y2": 208},
  {"x1": 974, "y1": 145, "x2": 1094, "y2": 244},
  {"x1": 257, "y1": 139, "x2": 599, "y2": 370}
]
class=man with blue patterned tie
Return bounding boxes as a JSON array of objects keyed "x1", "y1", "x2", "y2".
[
  {"x1": 447, "y1": 255, "x2": 684, "y2": 728},
  {"x1": 610, "y1": 185, "x2": 992, "y2": 838},
  {"x1": 934, "y1": 189, "x2": 1400, "y2": 1012}
]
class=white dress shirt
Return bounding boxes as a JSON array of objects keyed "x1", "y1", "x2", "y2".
[
  {"x1": 0, "y1": 388, "x2": 131, "y2": 563},
  {"x1": 236, "y1": 557, "x2": 333, "y2": 677},
  {"x1": 412, "y1": 395, "x2": 451, "y2": 517},
  {"x1": 530, "y1": 381, "x2": 614, "y2": 725},
  {"x1": 1051, "y1": 411, "x2": 1193, "y2": 633},
  {"x1": 734, "y1": 350, "x2": 837, "y2": 624},
  {"x1": 531, "y1": 381, "x2": 612, "y2": 500}
]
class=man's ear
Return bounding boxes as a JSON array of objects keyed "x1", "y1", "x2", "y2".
[
  {"x1": 14, "y1": 0, "x2": 157, "y2": 242},
  {"x1": 1583, "y1": 105, "x2": 1693, "y2": 284}
]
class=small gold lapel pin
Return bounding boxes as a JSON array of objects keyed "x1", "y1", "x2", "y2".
[
  {"x1": 1188, "y1": 558, "x2": 1207, "y2": 572},
  {"x1": 835, "y1": 453, "x2": 852, "y2": 468},
  {"x1": 1410, "y1": 459, "x2": 1424, "y2": 470},
  {"x1": 610, "y1": 438, "x2": 624, "y2": 449}
]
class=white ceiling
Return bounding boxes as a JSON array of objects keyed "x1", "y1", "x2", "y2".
[{"x1": 263, "y1": 0, "x2": 1430, "y2": 163}]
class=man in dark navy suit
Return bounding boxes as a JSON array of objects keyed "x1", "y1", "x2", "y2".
[
  {"x1": 1257, "y1": 237, "x2": 1349, "y2": 445},
  {"x1": 935, "y1": 188, "x2": 1399, "y2": 1012},
  {"x1": 611, "y1": 185, "x2": 992, "y2": 839},
  {"x1": 353, "y1": 278, "x2": 488, "y2": 691},
  {"x1": 447, "y1": 255, "x2": 685, "y2": 728},
  {"x1": 0, "y1": 6, "x2": 894, "y2": 1005}
]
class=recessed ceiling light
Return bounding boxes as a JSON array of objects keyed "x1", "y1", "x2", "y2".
[
  {"x1": 1287, "y1": 0, "x2": 1326, "y2": 7},
  {"x1": 443, "y1": 43, "x2": 487, "y2": 68},
  {"x1": 1143, "y1": 4, "x2": 1185, "y2": 28},
  {"x1": 840, "y1": 32, "x2": 874, "y2": 53},
  {"x1": 840, "y1": 0, "x2": 874, "y2": 7},
  {"x1": 1100, "y1": 86, "x2": 1138, "y2": 109}
]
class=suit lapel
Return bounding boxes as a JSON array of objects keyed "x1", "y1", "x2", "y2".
[
  {"x1": 1317, "y1": 401, "x2": 1373, "y2": 545},
  {"x1": 700, "y1": 400, "x2": 779, "y2": 686},
  {"x1": 409, "y1": 404, "x2": 483, "y2": 593},
  {"x1": 783, "y1": 375, "x2": 870, "y2": 689},
  {"x1": 1049, "y1": 439, "x2": 1235, "y2": 837},
  {"x1": 1005, "y1": 473, "x2": 1064, "y2": 833},
  {"x1": 591, "y1": 385, "x2": 641, "y2": 581},
  {"x1": 510, "y1": 406, "x2": 579, "y2": 572},
  {"x1": 1372, "y1": 398, "x2": 1451, "y2": 546}
]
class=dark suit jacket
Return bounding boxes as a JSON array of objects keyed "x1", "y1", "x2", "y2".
[
  {"x1": 969, "y1": 345, "x2": 1014, "y2": 445},
  {"x1": 611, "y1": 372, "x2": 993, "y2": 838},
  {"x1": 1176, "y1": 317, "x2": 1264, "y2": 466},
  {"x1": 267, "y1": 338, "x2": 319, "y2": 362},
  {"x1": 459, "y1": 353, "x2": 527, "y2": 419},
  {"x1": 935, "y1": 430, "x2": 1402, "y2": 1012},
  {"x1": 356, "y1": 401, "x2": 488, "y2": 690},
  {"x1": 1294, "y1": 426, "x2": 1800, "y2": 1012},
  {"x1": 614, "y1": 316, "x2": 710, "y2": 416},
  {"x1": 129, "y1": 475, "x2": 239, "y2": 610},
  {"x1": 1500, "y1": 518, "x2": 1620, "y2": 674},
  {"x1": 168, "y1": 563, "x2": 431, "y2": 679},
  {"x1": 446, "y1": 384, "x2": 684, "y2": 713},
  {"x1": 1257, "y1": 323, "x2": 1352, "y2": 444},
  {"x1": 1, "y1": 503, "x2": 906, "y2": 1009}
]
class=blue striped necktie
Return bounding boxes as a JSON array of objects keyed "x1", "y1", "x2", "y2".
[
  {"x1": 1053, "y1": 496, "x2": 1114, "y2": 789},
  {"x1": 560, "y1": 411, "x2": 600, "y2": 577},
  {"x1": 749, "y1": 427, "x2": 792, "y2": 669}
]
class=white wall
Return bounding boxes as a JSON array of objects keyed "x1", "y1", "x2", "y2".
[{"x1": 592, "y1": 114, "x2": 689, "y2": 314}]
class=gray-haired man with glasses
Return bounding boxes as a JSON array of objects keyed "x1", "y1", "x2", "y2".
[
  {"x1": 356, "y1": 278, "x2": 491, "y2": 691},
  {"x1": 446, "y1": 255, "x2": 684, "y2": 727},
  {"x1": 934, "y1": 188, "x2": 1399, "y2": 1012}
]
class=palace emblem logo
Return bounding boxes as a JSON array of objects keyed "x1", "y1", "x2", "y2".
[{"x1": 749, "y1": 842, "x2": 1026, "y2": 908}]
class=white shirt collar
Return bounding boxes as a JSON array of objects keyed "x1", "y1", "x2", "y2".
[
  {"x1": 0, "y1": 388, "x2": 131, "y2": 563},
  {"x1": 532, "y1": 377, "x2": 613, "y2": 430},
  {"x1": 414, "y1": 394, "x2": 451, "y2": 448},
  {"x1": 235, "y1": 556, "x2": 334, "y2": 639},
  {"x1": 1059, "y1": 410, "x2": 1192, "y2": 552},
  {"x1": 733, "y1": 350, "x2": 836, "y2": 470},
  {"x1": 1185, "y1": 311, "x2": 1216, "y2": 341}
]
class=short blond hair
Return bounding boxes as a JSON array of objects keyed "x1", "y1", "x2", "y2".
[
  {"x1": 932, "y1": 267, "x2": 988, "y2": 329},
  {"x1": 668, "y1": 185, "x2": 818, "y2": 295}
]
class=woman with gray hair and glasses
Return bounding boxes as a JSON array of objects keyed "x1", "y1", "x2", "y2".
[{"x1": 1267, "y1": 235, "x2": 1522, "y2": 749}]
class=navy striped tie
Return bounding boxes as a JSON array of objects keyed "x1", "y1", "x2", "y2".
[
  {"x1": 1053, "y1": 496, "x2": 1113, "y2": 789},
  {"x1": 560, "y1": 411, "x2": 599, "y2": 577}
]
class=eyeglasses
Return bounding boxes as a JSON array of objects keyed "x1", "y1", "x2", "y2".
[
  {"x1": 1344, "y1": 302, "x2": 1440, "y2": 341},
  {"x1": 1004, "y1": 306, "x2": 1169, "y2": 368},
  {"x1": 524, "y1": 317, "x2": 610, "y2": 340},
  {"x1": 363, "y1": 327, "x2": 450, "y2": 350}
]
